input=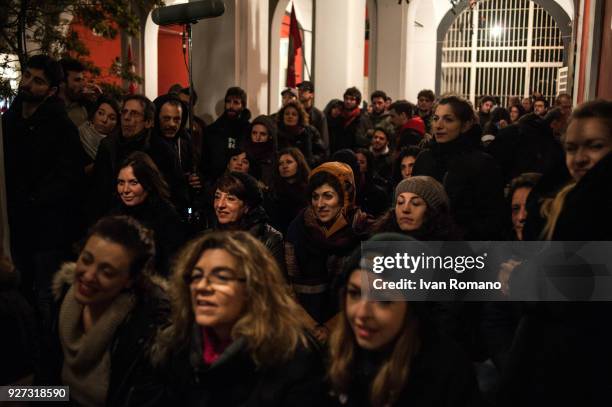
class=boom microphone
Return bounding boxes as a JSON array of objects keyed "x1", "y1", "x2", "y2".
[{"x1": 152, "y1": 0, "x2": 225, "y2": 26}]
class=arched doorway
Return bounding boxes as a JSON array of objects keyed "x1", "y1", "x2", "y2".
[{"x1": 436, "y1": 0, "x2": 571, "y2": 106}]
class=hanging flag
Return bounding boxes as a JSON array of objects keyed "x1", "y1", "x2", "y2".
[
  {"x1": 286, "y1": 4, "x2": 302, "y2": 88},
  {"x1": 127, "y1": 43, "x2": 137, "y2": 94}
]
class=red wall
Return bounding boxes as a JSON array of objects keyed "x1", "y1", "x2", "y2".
[
  {"x1": 158, "y1": 24, "x2": 189, "y2": 95},
  {"x1": 70, "y1": 23, "x2": 121, "y2": 85}
]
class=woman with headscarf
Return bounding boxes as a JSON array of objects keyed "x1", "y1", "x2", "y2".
[
  {"x1": 243, "y1": 115, "x2": 278, "y2": 187},
  {"x1": 285, "y1": 162, "x2": 367, "y2": 342}
]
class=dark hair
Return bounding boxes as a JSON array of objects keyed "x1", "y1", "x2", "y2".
[
  {"x1": 370, "y1": 90, "x2": 387, "y2": 101},
  {"x1": 167, "y1": 83, "x2": 183, "y2": 94},
  {"x1": 226, "y1": 147, "x2": 253, "y2": 168},
  {"x1": 533, "y1": 97, "x2": 549, "y2": 108},
  {"x1": 123, "y1": 94, "x2": 156, "y2": 122},
  {"x1": 180, "y1": 87, "x2": 198, "y2": 105},
  {"x1": 479, "y1": 95, "x2": 496, "y2": 106},
  {"x1": 118, "y1": 151, "x2": 171, "y2": 203},
  {"x1": 355, "y1": 148, "x2": 374, "y2": 177},
  {"x1": 324, "y1": 99, "x2": 344, "y2": 117},
  {"x1": 435, "y1": 94, "x2": 476, "y2": 124},
  {"x1": 568, "y1": 99, "x2": 612, "y2": 135},
  {"x1": 373, "y1": 124, "x2": 393, "y2": 141},
  {"x1": 25, "y1": 54, "x2": 64, "y2": 88},
  {"x1": 84, "y1": 216, "x2": 156, "y2": 284},
  {"x1": 277, "y1": 100, "x2": 309, "y2": 127},
  {"x1": 275, "y1": 147, "x2": 311, "y2": 183},
  {"x1": 508, "y1": 103, "x2": 526, "y2": 120},
  {"x1": 343, "y1": 87, "x2": 362, "y2": 104},
  {"x1": 490, "y1": 107, "x2": 511, "y2": 124},
  {"x1": 508, "y1": 173, "x2": 541, "y2": 200},
  {"x1": 59, "y1": 57, "x2": 85, "y2": 81},
  {"x1": 389, "y1": 100, "x2": 414, "y2": 117},
  {"x1": 89, "y1": 96, "x2": 121, "y2": 122},
  {"x1": 417, "y1": 89, "x2": 435, "y2": 101},
  {"x1": 214, "y1": 172, "x2": 264, "y2": 210},
  {"x1": 225, "y1": 86, "x2": 247, "y2": 108},
  {"x1": 307, "y1": 171, "x2": 344, "y2": 207},
  {"x1": 392, "y1": 146, "x2": 422, "y2": 185}
]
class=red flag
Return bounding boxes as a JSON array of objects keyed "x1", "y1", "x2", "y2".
[
  {"x1": 127, "y1": 44, "x2": 137, "y2": 94},
  {"x1": 286, "y1": 4, "x2": 302, "y2": 87}
]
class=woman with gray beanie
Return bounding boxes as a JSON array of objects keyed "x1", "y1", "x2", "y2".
[{"x1": 370, "y1": 175, "x2": 461, "y2": 240}]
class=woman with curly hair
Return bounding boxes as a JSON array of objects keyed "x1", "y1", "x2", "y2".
[
  {"x1": 276, "y1": 100, "x2": 326, "y2": 167},
  {"x1": 151, "y1": 231, "x2": 326, "y2": 406}
]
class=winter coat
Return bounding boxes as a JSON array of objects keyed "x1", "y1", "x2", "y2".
[
  {"x1": 357, "y1": 174, "x2": 391, "y2": 217},
  {"x1": 156, "y1": 328, "x2": 327, "y2": 407},
  {"x1": 43, "y1": 263, "x2": 170, "y2": 407},
  {"x1": 243, "y1": 139, "x2": 276, "y2": 187},
  {"x1": 264, "y1": 180, "x2": 310, "y2": 235},
  {"x1": 331, "y1": 110, "x2": 372, "y2": 153},
  {"x1": 2, "y1": 95, "x2": 86, "y2": 251},
  {"x1": 371, "y1": 149, "x2": 393, "y2": 181},
  {"x1": 306, "y1": 105, "x2": 330, "y2": 155},
  {"x1": 285, "y1": 208, "x2": 362, "y2": 323},
  {"x1": 277, "y1": 124, "x2": 326, "y2": 168},
  {"x1": 486, "y1": 113, "x2": 566, "y2": 184},
  {"x1": 108, "y1": 197, "x2": 187, "y2": 277},
  {"x1": 212, "y1": 206, "x2": 285, "y2": 274},
  {"x1": 330, "y1": 332, "x2": 480, "y2": 407},
  {"x1": 413, "y1": 131, "x2": 505, "y2": 240},
  {"x1": 200, "y1": 109, "x2": 251, "y2": 183}
]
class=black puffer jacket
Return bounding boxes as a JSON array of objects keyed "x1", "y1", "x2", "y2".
[
  {"x1": 43, "y1": 263, "x2": 170, "y2": 407},
  {"x1": 160, "y1": 329, "x2": 327, "y2": 407},
  {"x1": 413, "y1": 130, "x2": 505, "y2": 240},
  {"x1": 277, "y1": 124, "x2": 325, "y2": 167}
]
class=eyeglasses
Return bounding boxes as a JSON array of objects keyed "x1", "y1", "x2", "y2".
[
  {"x1": 121, "y1": 109, "x2": 144, "y2": 119},
  {"x1": 189, "y1": 268, "x2": 246, "y2": 287}
]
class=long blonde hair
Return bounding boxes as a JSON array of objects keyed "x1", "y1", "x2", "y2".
[
  {"x1": 155, "y1": 231, "x2": 309, "y2": 367},
  {"x1": 328, "y1": 279, "x2": 421, "y2": 406}
]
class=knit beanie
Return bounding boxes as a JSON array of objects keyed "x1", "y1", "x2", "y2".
[{"x1": 394, "y1": 176, "x2": 449, "y2": 212}]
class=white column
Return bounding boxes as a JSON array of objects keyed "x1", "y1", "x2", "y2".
[{"x1": 314, "y1": 0, "x2": 366, "y2": 110}]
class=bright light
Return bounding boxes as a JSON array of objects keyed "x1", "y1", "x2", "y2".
[{"x1": 490, "y1": 24, "x2": 503, "y2": 38}]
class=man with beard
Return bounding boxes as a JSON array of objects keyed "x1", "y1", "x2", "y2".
[
  {"x1": 58, "y1": 58, "x2": 88, "y2": 127},
  {"x1": 298, "y1": 81, "x2": 329, "y2": 155},
  {"x1": 331, "y1": 86, "x2": 372, "y2": 152},
  {"x1": 478, "y1": 95, "x2": 496, "y2": 126},
  {"x1": 2, "y1": 54, "x2": 84, "y2": 325},
  {"x1": 368, "y1": 90, "x2": 390, "y2": 128},
  {"x1": 89, "y1": 94, "x2": 156, "y2": 219},
  {"x1": 200, "y1": 86, "x2": 251, "y2": 183},
  {"x1": 150, "y1": 94, "x2": 202, "y2": 213},
  {"x1": 416, "y1": 89, "x2": 435, "y2": 133}
]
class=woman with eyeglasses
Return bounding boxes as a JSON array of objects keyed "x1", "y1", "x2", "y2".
[
  {"x1": 43, "y1": 216, "x2": 169, "y2": 406},
  {"x1": 151, "y1": 231, "x2": 326, "y2": 406}
]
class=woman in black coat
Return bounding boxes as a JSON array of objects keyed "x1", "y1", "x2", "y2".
[
  {"x1": 44, "y1": 216, "x2": 169, "y2": 406},
  {"x1": 210, "y1": 172, "x2": 284, "y2": 270},
  {"x1": 109, "y1": 151, "x2": 186, "y2": 277},
  {"x1": 327, "y1": 239, "x2": 480, "y2": 407},
  {"x1": 242, "y1": 115, "x2": 278, "y2": 187},
  {"x1": 265, "y1": 147, "x2": 311, "y2": 235},
  {"x1": 151, "y1": 231, "x2": 327, "y2": 406},
  {"x1": 276, "y1": 100, "x2": 326, "y2": 167},
  {"x1": 413, "y1": 95, "x2": 505, "y2": 240}
]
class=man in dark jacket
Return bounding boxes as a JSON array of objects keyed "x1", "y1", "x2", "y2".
[
  {"x1": 151, "y1": 94, "x2": 201, "y2": 213},
  {"x1": 416, "y1": 89, "x2": 435, "y2": 134},
  {"x1": 200, "y1": 87, "x2": 251, "y2": 183},
  {"x1": 298, "y1": 81, "x2": 329, "y2": 155},
  {"x1": 2, "y1": 54, "x2": 85, "y2": 323},
  {"x1": 368, "y1": 90, "x2": 390, "y2": 128},
  {"x1": 331, "y1": 87, "x2": 372, "y2": 152}
]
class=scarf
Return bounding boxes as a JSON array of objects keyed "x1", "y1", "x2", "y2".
[
  {"x1": 201, "y1": 327, "x2": 233, "y2": 366},
  {"x1": 79, "y1": 121, "x2": 107, "y2": 160},
  {"x1": 282, "y1": 124, "x2": 304, "y2": 138},
  {"x1": 59, "y1": 285, "x2": 135, "y2": 407},
  {"x1": 303, "y1": 206, "x2": 358, "y2": 249},
  {"x1": 342, "y1": 107, "x2": 361, "y2": 128}
]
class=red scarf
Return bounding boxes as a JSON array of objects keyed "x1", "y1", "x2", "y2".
[
  {"x1": 342, "y1": 107, "x2": 361, "y2": 128},
  {"x1": 201, "y1": 327, "x2": 232, "y2": 365}
]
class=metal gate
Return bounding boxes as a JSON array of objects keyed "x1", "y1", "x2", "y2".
[{"x1": 440, "y1": 0, "x2": 565, "y2": 107}]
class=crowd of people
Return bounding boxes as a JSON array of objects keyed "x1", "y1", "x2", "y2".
[{"x1": 1, "y1": 53, "x2": 611, "y2": 406}]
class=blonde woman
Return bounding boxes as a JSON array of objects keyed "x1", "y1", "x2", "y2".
[{"x1": 151, "y1": 231, "x2": 326, "y2": 406}]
